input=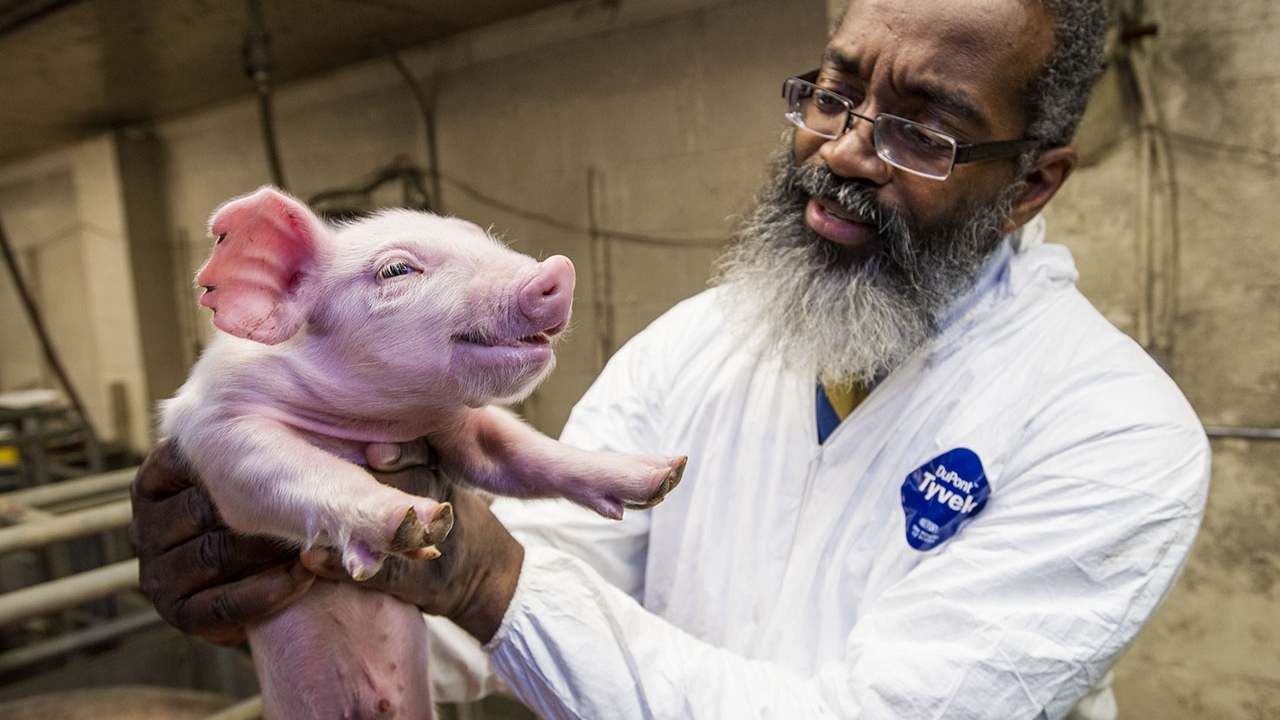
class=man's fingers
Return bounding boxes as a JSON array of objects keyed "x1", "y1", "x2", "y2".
[
  {"x1": 130, "y1": 438, "x2": 195, "y2": 501},
  {"x1": 366, "y1": 438, "x2": 435, "y2": 473},
  {"x1": 130, "y1": 439, "x2": 227, "y2": 555},
  {"x1": 143, "y1": 529, "x2": 293, "y2": 602},
  {"x1": 166, "y1": 561, "x2": 315, "y2": 644},
  {"x1": 130, "y1": 484, "x2": 225, "y2": 556},
  {"x1": 299, "y1": 548, "x2": 443, "y2": 609}
]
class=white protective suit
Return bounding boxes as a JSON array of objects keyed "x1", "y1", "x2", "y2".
[{"x1": 427, "y1": 216, "x2": 1211, "y2": 719}]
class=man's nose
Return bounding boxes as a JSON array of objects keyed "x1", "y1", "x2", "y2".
[{"x1": 817, "y1": 117, "x2": 891, "y2": 184}]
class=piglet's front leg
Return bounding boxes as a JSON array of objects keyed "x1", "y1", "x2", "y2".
[
  {"x1": 429, "y1": 407, "x2": 685, "y2": 520},
  {"x1": 182, "y1": 417, "x2": 454, "y2": 580}
]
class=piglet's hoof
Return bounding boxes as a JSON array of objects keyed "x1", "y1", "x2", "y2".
[
  {"x1": 388, "y1": 502, "x2": 454, "y2": 553},
  {"x1": 626, "y1": 456, "x2": 687, "y2": 510}
]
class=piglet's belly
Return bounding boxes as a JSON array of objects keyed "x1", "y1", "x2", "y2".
[{"x1": 249, "y1": 580, "x2": 434, "y2": 720}]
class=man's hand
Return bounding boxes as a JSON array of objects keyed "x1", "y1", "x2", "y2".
[
  {"x1": 307, "y1": 441, "x2": 525, "y2": 644},
  {"x1": 129, "y1": 438, "x2": 312, "y2": 646},
  {"x1": 131, "y1": 437, "x2": 524, "y2": 647}
]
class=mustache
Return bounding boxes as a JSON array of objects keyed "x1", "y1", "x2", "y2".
[
  {"x1": 782, "y1": 164, "x2": 895, "y2": 232},
  {"x1": 776, "y1": 162, "x2": 926, "y2": 282}
]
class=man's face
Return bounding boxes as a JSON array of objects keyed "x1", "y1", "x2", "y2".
[
  {"x1": 714, "y1": 0, "x2": 1054, "y2": 386},
  {"x1": 797, "y1": 0, "x2": 1055, "y2": 256}
]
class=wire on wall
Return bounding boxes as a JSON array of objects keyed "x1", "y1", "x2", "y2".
[
  {"x1": 382, "y1": 44, "x2": 442, "y2": 213},
  {"x1": 1162, "y1": 130, "x2": 1280, "y2": 168},
  {"x1": 0, "y1": 216, "x2": 98, "y2": 441},
  {"x1": 377, "y1": 44, "x2": 728, "y2": 249},
  {"x1": 440, "y1": 173, "x2": 729, "y2": 248},
  {"x1": 244, "y1": 0, "x2": 287, "y2": 190},
  {"x1": 587, "y1": 167, "x2": 615, "y2": 368},
  {"x1": 1114, "y1": 3, "x2": 1180, "y2": 368}
]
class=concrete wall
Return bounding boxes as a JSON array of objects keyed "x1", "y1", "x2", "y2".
[
  {"x1": 0, "y1": 0, "x2": 1276, "y2": 717},
  {"x1": 1056, "y1": 1, "x2": 1280, "y2": 716},
  {"x1": 110, "y1": 0, "x2": 826, "y2": 442},
  {"x1": 0, "y1": 138, "x2": 151, "y2": 454}
]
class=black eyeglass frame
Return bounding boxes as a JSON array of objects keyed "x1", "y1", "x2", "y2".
[{"x1": 784, "y1": 70, "x2": 1041, "y2": 180}]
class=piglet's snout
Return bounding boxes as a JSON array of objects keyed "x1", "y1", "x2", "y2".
[{"x1": 517, "y1": 255, "x2": 575, "y2": 336}]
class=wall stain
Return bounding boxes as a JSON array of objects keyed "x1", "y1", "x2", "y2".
[{"x1": 1186, "y1": 443, "x2": 1280, "y2": 597}]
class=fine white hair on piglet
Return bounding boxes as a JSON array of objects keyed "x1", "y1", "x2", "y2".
[{"x1": 161, "y1": 185, "x2": 686, "y2": 719}]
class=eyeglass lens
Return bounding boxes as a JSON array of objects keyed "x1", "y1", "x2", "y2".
[
  {"x1": 874, "y1": 119, "x2": 956, "y2": 178},
  {"x1": 784, "y1": 78, "x2": 956, "y2": 179}
]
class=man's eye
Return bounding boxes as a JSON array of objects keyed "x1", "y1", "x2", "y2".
[
  {"x1": 378, "y1": 261, "x2": 416, "y2": 280},
  {"x1": 812, "y1": 91, "x2": 847, "y2": 114},
  {"x1": 904, "y1": 124, "x2": 938, "y2": 147}
]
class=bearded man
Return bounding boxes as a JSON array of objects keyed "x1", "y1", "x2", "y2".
[{"x1": 131, "y1": 0, "x2": 1210, "y2": 717}]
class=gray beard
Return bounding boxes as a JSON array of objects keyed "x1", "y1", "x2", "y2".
[{"x1": 713, "y1": 142, "x2": 1019, "y2": 387}]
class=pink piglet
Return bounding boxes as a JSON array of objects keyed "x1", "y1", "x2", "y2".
[{"x1": 160, "y1": 186, "x2": 685, "y2": 719}]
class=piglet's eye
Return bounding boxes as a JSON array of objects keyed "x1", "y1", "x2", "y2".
[{"x1": 378, "y1": 261, "x2": 416, "y2": 280}]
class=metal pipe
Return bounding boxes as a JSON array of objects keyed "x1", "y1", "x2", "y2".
[
  {"x1": 0, "y1": 499, "x2": 131, "y2": 555},
  {"x1": 0, "y1": 608, "x2": 162, "y2": 674},
  {"x1": 0, "y1": 501, "x2": 53, "y2": 524},
  {"x1": 1205, "y1": 426, "x2": 1280, "y2": 441},
  {"x1": 0, "y1": 559, "x2": 138, "y2": 628},
  {"x1": 206, "y1": 695, "x2": 264, "y2": 720},
  {"x1": 0, "y1": 467, "x2": 135, "y2": 508}
]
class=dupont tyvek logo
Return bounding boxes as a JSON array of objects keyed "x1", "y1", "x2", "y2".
[{"x1": 901, "y1": 448, "x2": 990, "y2": 551}]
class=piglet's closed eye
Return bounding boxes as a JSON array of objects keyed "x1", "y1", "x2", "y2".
[{"x1": 197, "y1": 186, "x2": 330, "y2": 345}]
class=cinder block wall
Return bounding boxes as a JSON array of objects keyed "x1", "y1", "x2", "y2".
[{"x1": 0, "y1": 0, "x2": 1276, "y2": 717}]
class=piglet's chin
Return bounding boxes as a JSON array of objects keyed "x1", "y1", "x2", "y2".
[{"x1": 452, "y1": 341, "x2": 555, "y2": 403}]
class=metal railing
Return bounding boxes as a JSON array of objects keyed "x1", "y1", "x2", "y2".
[{"x1": 0, "y1": 467, "x2": 264, "y2": 719}]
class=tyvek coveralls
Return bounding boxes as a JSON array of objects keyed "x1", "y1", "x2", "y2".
[{"x1": 428, "y1": 217, "x2": 1211, "y2": 719}]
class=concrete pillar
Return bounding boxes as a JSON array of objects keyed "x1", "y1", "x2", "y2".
[
  {"x1": 114, "y1": 128, "x2": 191, "y2": 420},
  {"x1": 66, "y1": 136, "x2": 152, "y2": 453}
]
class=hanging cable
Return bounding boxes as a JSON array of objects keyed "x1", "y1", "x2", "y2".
[
  {"x1": 307, "y1": 159, "x2": 730, "y2": 248},
  {"x1": 0, "y1": 215, "x2": 99, "y2": 441},
  {"x1": 382, "y1": 43, "x2": 441, "y2": 213},
  {"x1": 243, "y1": 0, "x2": 287, "y2": 190},
  {"x1": 440, "y1": 173, "x2": 729, "y2": 248}
]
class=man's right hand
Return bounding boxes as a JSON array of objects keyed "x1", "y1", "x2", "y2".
[{"x1": 128, "y1": 439, "x2": 314, "y2": 646}]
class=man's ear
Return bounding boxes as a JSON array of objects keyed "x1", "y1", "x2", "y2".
[{"x1": 1003, "y1": 146, "x2": 1078, "y2": 233}]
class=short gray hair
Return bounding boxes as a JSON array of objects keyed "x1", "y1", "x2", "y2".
[{"x1": 1024, "y1": 0, "x2": 1109, "y2": 149}]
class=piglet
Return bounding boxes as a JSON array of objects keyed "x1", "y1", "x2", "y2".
[{"x1": 159, "y1": 186, "x2": 685, "y2": 719}]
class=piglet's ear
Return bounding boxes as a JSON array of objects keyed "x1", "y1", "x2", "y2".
[{"x1": 197, "y1": 186, "x2": 328, "y2": 345}]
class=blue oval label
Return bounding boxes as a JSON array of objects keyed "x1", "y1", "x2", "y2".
[{"x1": 901, "y1": 448, "x2": 990, "y2": 551}]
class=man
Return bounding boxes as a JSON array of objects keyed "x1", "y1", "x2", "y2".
[{"x1": 130, "y1": 0, "x2": 1210, "y2": 717}]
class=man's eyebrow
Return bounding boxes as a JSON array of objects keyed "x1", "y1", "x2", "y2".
[
  {"x1": 820, "y1": 48, "x2": 990, "y2": 134},
  {"x1": 822, "y1": 48, "x2": 861, "y2": 77},
  {"x1": 899, "y1": 79, "x2": 989, "y2": 134}
]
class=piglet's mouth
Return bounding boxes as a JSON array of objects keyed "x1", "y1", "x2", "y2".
[{"x1": 452, "y1": 329, "x2": 556, "y2": 348}]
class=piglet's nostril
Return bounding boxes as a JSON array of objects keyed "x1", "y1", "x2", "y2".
[
  {"x1": 517, "y1": 255, "x2": 576, "y2": 331},
  {"x1": 540, "y1": 280, "x2": 563, "y2": 298}
]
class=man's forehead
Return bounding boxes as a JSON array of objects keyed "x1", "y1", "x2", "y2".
[
  {"x1": 820, "y1": 47, "x2": 989, "y2": 132},
  {"x1": 827, "y1": 0, "x2": 1054, "y2": 136}
]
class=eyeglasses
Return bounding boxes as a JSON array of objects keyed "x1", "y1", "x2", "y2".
[{"x1": 782, "y1": 71, "x2": 1039, "y2": 180}]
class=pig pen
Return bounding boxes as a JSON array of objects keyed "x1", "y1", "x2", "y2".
[
  {"x1": 0, "y1": 467, "x2": 262, "y2": 719},
  {"x1": 0, "y1": 467, "x2": 535, "y2": 720}
]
